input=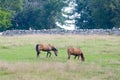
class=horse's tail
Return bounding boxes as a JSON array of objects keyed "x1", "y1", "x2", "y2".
[
  {"x1": 81, "y1": 53, "x2": 85, "y2": 61},
  {"x1": 36, "y1": 44, "x2": 39, "y2": 52}
]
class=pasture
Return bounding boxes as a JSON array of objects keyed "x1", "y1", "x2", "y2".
[{"x1": 0, "y1": 34, "x2": 120, "y2": 80}]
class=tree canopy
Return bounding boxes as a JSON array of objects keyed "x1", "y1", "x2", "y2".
[
  {"x1": 0, "y1": 0, "x2": 120, "y2": 31},
  {"x1": 0, "y1": 0, "x2": 23, "y2": 30},
  {"x1": 75, "y1": 0, "x2": 120, "y2": 29}
]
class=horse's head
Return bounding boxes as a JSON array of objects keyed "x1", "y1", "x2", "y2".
[{"x1": 51, "y1": 46, "x2": 58, "y2": 56}]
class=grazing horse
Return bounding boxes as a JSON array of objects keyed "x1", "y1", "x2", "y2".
[
  {"x1": 67, "y1": 47, "x2": 85, "y2": 61},
  {"x1": 35, "y1": 44, "x2": 58, "y2": 58}
]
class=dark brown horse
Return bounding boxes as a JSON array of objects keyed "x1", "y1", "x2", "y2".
[
  {"x1": 67, "y1": 47, "x2": 85, "y2": 61},
  {"x1": 35, "y1": 44, "x2": 58, "y2": 58}
]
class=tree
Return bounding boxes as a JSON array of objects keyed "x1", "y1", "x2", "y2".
[
  {"x1": 0, "y1": 0, "x2": 24, "y2": 29},
  {"x1": 75, "y1": 0, "x2": 120, "y2": 29},
  {"x1": 109, "y1": 0, "x2": 120, "y2": 28},
  {"x1": 11, "y1": 0, "x2": 67, "y2": 30},
  {"x1": 75, "y1": 0, "x2": 94, "y2": 29},
  {"x1": 89, "y1": 0, "x2": 114, "y2": 29},
  {"x1": 0, "y1": 9, "x2": 13, "y2": 29},
  {"x1": 56, "y1": 0, "x2": 77, "y2": 30}
]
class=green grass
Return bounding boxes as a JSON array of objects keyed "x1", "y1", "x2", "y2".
[{"x1": 0, "y1": 34, "x2": 120, "y2": 80}]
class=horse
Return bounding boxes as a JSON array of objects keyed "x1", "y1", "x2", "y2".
[
  {"x1": 67, "y1": 47, "x2": 85, "y2": 61},
  {"x1": 35, "y1": 44, "x2": 58, "y2": 58}
]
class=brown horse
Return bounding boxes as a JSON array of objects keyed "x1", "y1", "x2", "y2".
[
  {"x1": 67, "y1": 47, "x2": 85, "y2": 61},
  {"x1": 35, "y1": 44, "x2": 58, "y2": 58}
]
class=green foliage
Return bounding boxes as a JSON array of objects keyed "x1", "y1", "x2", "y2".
[
  {"x1": 75, "y1": 0, "x2": 94, "y2": 29},
  {"x1": 11, "y1": 0, "x2": 66, "y2": 30},
  {"x1": 0, "y1": 0, "x2": 23, "y2": 29},
  {"x1": 75, "y1": 0, "x2": 120, "y2": 29},
  {"x1": 0, "y1": 9, "x2": 13, "y2": 28},
  {"x1": 109, "y1": 0, "x2": 120, "y2": 28},
  {"x1": 89, "y1": 0, "x2": 114, "y2": 29},
  {"x1": 44, "y1": 0, "x2": 66, "y2": 29},
  {"x1": 1, "y1": 0, "x2": 120, "y2": 30},
  {"x1": 0, "y1": 0, "x2": 23, "y2": 12}
]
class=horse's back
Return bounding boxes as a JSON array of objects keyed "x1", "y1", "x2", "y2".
[
  {"x1": 74, "y1": 48, "x2": 82, "y2": 53},
  {"x1": 68, "y1": 47, "x2": 83, "y2": 55},
  {"x1": 38, "y1": 44, "x2": 52, "y2": 51},
  {"x1": 68, "y1": 48, "x2": 74, "y2": 53}
]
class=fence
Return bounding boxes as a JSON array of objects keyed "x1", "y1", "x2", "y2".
[{"x1": 1, "y1": 29, "x2": 120, "y2": 36}]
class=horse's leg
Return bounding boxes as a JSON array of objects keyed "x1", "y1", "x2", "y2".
[
  {"x1": 78, "y1": 55, "x2": 80, "y2": 60},
  {"x1": 46, "y1": 52, "x2": 49, "y2": 58},
  {"x1": 74, "y1": 55, "x2": 77, "y2": 59},
  {"x1": 68, "y1": 54, "x2": 70, "y2": 59},
  {"x1": 46, "y1": 51, "x2": 51, "y2": 57},
  {"x1": 49, "y1": 52, "x2": 51, "y2": 57},
  {"x1": 37, "y1": 51, "x2": 40, "y2": 58}
]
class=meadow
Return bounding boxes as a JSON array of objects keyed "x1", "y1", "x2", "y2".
[{"x1": 0, "y1": 34, "x2": 120, "y2": 80}]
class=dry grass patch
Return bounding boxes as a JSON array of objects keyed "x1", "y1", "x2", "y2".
[{"x1": 0, "y1": 61, "x2": 119, "y2": 80}]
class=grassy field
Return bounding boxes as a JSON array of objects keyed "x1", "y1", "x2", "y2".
[{"x1": 0, "y1": 34, "x2": 120, "y2": 80}]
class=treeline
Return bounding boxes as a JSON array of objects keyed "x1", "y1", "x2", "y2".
[
  {"x1": 75, "y1": 0, "x2": 120, "y2": 29},
  {"x1": 0, "y1": 0, "x2": 120, "y2": 31},
  {"x1": 0, "y1": 0, "x2": 66, "y2": 31}
]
